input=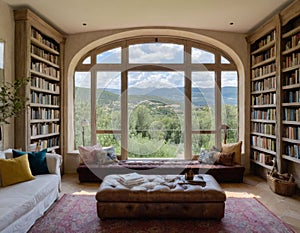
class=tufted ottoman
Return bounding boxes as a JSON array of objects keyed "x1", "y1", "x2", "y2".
[{"x1": 96, "y1": 174, "x2": 226, "y2": 220}]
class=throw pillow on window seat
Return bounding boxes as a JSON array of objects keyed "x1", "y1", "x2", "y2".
[
  {"x1": 12, "y1": 149, "x2": 49, "y2": 175},
  {"x1": 214, "y1": 152, "x2": 234, "y2": 166},
  {"x1": 78, "y1": 145, "x2": 118, "y2": 165},
  {"x1": 221, "y1": 141, "x2": 242, "y2": 165}
]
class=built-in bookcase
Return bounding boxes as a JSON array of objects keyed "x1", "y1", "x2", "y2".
[
  {"x1": 250, "y1": 28, "x2": 277, "y2": 169},
  {"x1": 281, "y1": 14, "x2": 300, "y2": 163},
  {"x1": 14, "y1": 9, "x2": 64, "y2": 154},
  {"x1": 248, "y1": 0, "x2": 300, "y2": 176}
]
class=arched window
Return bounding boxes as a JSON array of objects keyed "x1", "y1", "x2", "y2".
[{"x1": 74, "y1": 37, "x2": 238, "y2": 160}]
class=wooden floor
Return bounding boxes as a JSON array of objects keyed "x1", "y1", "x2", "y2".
[{"x1": 61, "y1": 173, "x2": 300, "y2": 232}]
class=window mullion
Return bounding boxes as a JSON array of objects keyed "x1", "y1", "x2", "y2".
[
  {"x1": 121, "y1": 43, "x2": 128, "y2": 159},
  {"x1": 215, "y1": 53, "x2": 222, "y2": 148},
  {"x1": 91, "y1": 69, "x2": 97, "y2": 145},
  {"x1": 185, "y1": 42, "x2": 192, "y2": 160}
]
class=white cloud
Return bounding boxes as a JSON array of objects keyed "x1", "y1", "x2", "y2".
[
  {"x1": 129, "y1": 43, "x2": 183, "y2": 63},
  {"x1": 129, "y1": 72, "x2": 184, "y2": 88}
]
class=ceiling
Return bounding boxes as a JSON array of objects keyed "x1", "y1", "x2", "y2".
[{"x1": 2, "y1": 0, "x2": 294, "y2": 35}]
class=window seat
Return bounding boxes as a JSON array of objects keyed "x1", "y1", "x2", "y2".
[{"x1": 77, "y1": 160, "x2": 245, "y2": 183}]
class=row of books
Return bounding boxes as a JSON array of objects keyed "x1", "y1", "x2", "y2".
[
  {"x1": 251, "y1": 109, "x2": 276, "y2": 120},
  {"x1": 282, "y1": 68, "x2": 300, "y2": 86},
  {"x1": 31, "y1": 138, "x2": 60, "y2": 150},
  {"x1": 251, "y1": 135, "x2": 276, "y2": 152},
  {"x1": 251, "y1": 150, "x2": 274, "y2": 165},
  {"x1": 31, "y1": 76, "x2": 59, "y2": 92},
  {"x1": 283, "y1": 126, "x2": 300, "y2": 140},
  {"x1": 31, "y1": 27, "x2": 59, "y2": 51},
  {"x1": 284, "y1": 32, "x2": 300, "y2": 51},
  {"x1": 284, "y1": 143, "x2": 300, "y2": 159},
  {"x1": 31, "y1": 91, "x2": 60, "y2": 105},
  {"x1": 251, "y1": 47, "x2": 275, "y2": 65},
  {"x1": 252, "y1": 77, "x2": 276, "y2": 91},
  {"x1": 31, "y1": 45, "x2": 59, "y2": 65},
  {"x1": 31, "y1": 122, "x2": 60, "y2": 136},
  {"x1": 251, "y1": 63, "x2": 276, "y2": 78},
  {"x1": 31, "y1": 61, "x2": 60, "y2": 78},
  {"x1": 283, "y1": 90, "x2": 300, "y2": 103},
  {"x1": 283, "y1": 107, "x2": 300, "y2": 121},
  {"x1": 251, "y1": 93, "x2": 276, "y2": 105},
  {"x1": 252, "y1": 122, "x2": 275, "y2": 135},
  {"x1": 251, "y1": 30, "x2": 275, "y2": 51},
  {"x1": 282, "y1": 52, "x2": 300, "y2": 69},
  {"x1": 31, "y1": 108, "x2": 60, "y2": 120}
]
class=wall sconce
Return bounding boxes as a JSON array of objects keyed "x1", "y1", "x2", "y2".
[{"x1": 81, "y1": 119, "x2": 89, "y2": 146}]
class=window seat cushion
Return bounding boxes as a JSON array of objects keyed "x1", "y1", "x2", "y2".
[{"x1": 77, "y1": 160, "x2": 245, "y2": 183}]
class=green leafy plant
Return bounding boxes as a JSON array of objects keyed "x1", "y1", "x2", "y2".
[{"x1": 0, "y1": 78, "x2": 29, "y2": 124}]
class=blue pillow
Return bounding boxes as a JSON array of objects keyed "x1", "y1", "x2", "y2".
[{"x1": 13, "y1": 149, "x2": 49, "y2": 175}]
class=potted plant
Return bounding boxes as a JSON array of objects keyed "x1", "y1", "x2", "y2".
[{"x1": 0, "y1": 78, "x2": 29, "y2": 142}]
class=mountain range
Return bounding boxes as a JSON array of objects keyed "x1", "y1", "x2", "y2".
[{"x1": 75, "y1": 86, "x2": 237, "y2": 106}]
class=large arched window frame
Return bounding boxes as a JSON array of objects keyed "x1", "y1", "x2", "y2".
[{"x1": 74, "y1": 37, "x2": 238, "y2": 160}]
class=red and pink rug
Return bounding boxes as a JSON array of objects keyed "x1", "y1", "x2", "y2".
[{"x1": 29, "y1": 194, "x2": 295, "y2": 233}]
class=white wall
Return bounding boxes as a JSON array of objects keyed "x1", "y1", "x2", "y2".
[{"x1": 0, "y1": 0, "x2": 15, "y2": 149}]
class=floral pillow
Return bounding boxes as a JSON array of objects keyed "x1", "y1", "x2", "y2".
[
  {"x1": 78, "y1": 145, "x2": 118, "y2": 165},
  {"x1": 78, "y1": 145, "x2": 100, "y2": 164},
  {"x1": 199, "y1": 151, "x2": 218, "y2": 164}
]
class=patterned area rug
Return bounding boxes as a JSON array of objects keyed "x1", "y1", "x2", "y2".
[{"x1": 29, "y1": 194, "x2": 295, "y2": 233}]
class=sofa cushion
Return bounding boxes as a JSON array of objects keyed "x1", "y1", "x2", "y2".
[
  {"x1": 0, "y1": 174, "x2": 59, "y2": 232},
  {"x1": 0, "y1": 154, "x2": 35, "y2": 187},
  {"x1": 221, "y1": 141, "x2": 242, "y2": 164},
  {"x1": 13, "y1": 149, "x2": 49, "y2": 175}
]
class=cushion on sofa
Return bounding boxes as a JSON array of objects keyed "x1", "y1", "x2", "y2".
[
  {"x1": 221, "y1": 141, "x2": 242, "y2": 164},
  {"x1": 13, "y1": 149, "x2": 49, "y2": 175},
  {"x1": 0, "y1": 154, "x2": 35, "y2": 187}
]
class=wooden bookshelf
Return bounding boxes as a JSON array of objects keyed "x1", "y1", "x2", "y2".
[
  {"x1": 248, "y1": 0, "x2": 300, "y2": 175},
  {"x1": 281, "y1": 10, "x2": 300, "y2": 163},
  {"x1": 14, "y1": 9, "x2": 64, "y2": 154},
  {"x1": 249, "y1": 23, "x2": 278, "y2": 169}
]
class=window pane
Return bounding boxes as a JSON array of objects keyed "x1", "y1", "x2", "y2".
[
  {"x1": 221, "y1": 56, "x2": 230, "y2": 64},
  {"x1": 82, "y1": 56, "x2": 91, "y2": 64},
  {"x1": 192, "y1": 48, "x2": 215, "y2": 63},
  {"x1": 192, "y1": 71, "x2": 215, "y2": 130},
  {"x1": 96, "y1": 47, "x2": 121, "y2": 64},
  {"x1": 221, "y1": 71, "x2": 238, "y2": 143},
  {"x1": 129, "y1": 43, "x2": 184, "y2": 64},
  {"x1": 74, "y1": 72, "x2": 91, "y2": 148},
  {"x1": 97, "y1": 134, "x2": 121, "y2": 155},
  {"x1": 128, "y1": 71, "x2": 184, "y2": 158},
  {"x1": 192, "y1": 134, "x2": 216, "y2": 155},
  {"x1": 96, "y1": 72, "x2": 121, "y2": 130}
]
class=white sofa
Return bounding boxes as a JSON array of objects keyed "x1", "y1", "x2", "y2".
[{"x1": 0, "y1": 152, "x2": 62, "y2": 233}]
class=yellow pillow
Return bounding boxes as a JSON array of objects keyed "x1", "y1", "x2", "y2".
[
  {"x1": 0, "y1": 154, "x2": 35, "y2": 187},
  {"x1": 221, "y1": 141, "x2": 242, "y2": 165}
]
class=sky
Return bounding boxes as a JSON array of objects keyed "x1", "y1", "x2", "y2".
[{"x1": 76, "y1": 43, "x2": 237, "y2": 89}]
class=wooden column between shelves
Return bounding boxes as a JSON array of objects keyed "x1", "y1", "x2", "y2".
[{"x1": 275, "y1": 15, "x2": 284, "y2": 174}]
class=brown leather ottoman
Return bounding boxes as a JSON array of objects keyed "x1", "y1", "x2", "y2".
[{"x1": 96, "y1": 174, "x2": 226, "y2": 220}]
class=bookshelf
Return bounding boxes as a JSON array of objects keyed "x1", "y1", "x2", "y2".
[
  {"x1": 249, "y1": 26, "x2": 278, "y2": 169},
  {"x1": 281, "y1": 13, "x2": 300, "y2": 163},
  {"x1": 248, "y1": 1, "x2": 300, "y2": 177},
  {"x1": 14, "y1": 9, "x2": 64, "y2": 154}
]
